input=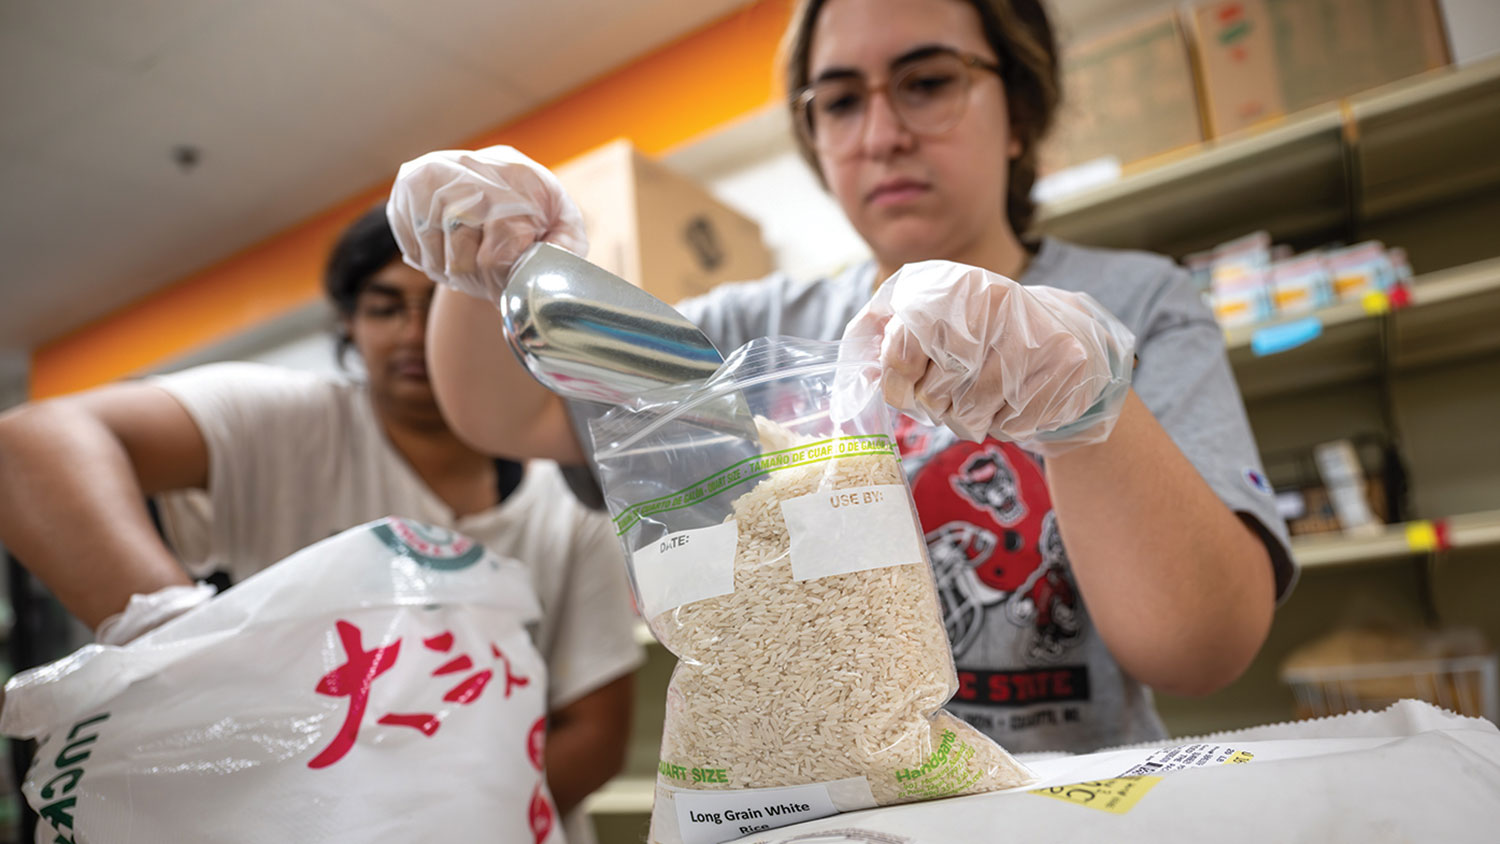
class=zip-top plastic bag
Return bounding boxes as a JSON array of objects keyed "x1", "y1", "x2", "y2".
[
  {"x1": 589, "y1": 338, "x2": 1034, "y2": 844},
  {"x1": 2, "y1": 518, "x2": 559, "y2": 844}
]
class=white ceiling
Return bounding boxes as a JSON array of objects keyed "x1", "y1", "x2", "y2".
[
  {"x1": 0, "y1": 0, "x2": 1171, "y2": 359},
  {"x1": 0, "y1": 0, "x2": 747, "y2": 354}
]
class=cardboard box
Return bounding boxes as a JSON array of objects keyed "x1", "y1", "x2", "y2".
[
  {"x1": 1190, "y1": 0, "x2": 1451, "y2": 138},
  {"x1": 552, "y1": 139, "x2": 773, "y2": 305},
  {"x1": 1042, "y1": 12, "x2": 1205, "y2": 174}
]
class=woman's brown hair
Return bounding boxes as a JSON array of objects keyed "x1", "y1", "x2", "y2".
[{"x1": 782, "y1": 0, "x2": 1061, "y2": 236}]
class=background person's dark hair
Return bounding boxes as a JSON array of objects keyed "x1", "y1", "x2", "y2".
[
  {"x1": 324, "y1": 203, "x2": 402, "y2": 364},
  {"x1": 781, "y1": 0, "x2": 1061, "y2": 237}
]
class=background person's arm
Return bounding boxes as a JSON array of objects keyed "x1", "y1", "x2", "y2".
[
  {"x1": 544, "y1": 672, "x2": 634, "y2": 814},
  {"x1": 0, "y1": 384, "x2": 207, "y2": 628},
  {"x1": 427, "y1": 285, "x2": 583, "y2": 464}
]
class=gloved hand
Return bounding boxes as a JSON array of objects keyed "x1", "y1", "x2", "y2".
[
  {"x1": 94, "y1": 582, "x2": 216, "y2": 646},
  {"x1": 842, "y1": 260, "x2": 1136, "y2": 455},
  {"x1": 386, "y1": 145, "x2": 588, "y2": 304}
]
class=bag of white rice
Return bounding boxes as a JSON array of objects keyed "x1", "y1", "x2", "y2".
[{"x1": 590, "y1": 338, "x2": 1034, "y2": 844}]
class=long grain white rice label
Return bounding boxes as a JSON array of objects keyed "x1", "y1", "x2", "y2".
[
  {"x1": 671, "y1": 779, "x2": 848, "y2": 844},
  {"x1": 632, "y1": 521, "x2": 740, "y2": 617},
  {"x1": 780, "y1": 483, "x2": 924, "y2": 581}
]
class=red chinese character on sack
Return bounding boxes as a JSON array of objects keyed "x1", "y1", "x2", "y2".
[
  {"x1": 529, "y1": 782, "x2": 555, "y2": 844},
  {"x1": 308, "y1": 623, "x2": 533, "y2": 767},
  {"x1": 526, "y1": 716, "x2": 547, "y2": 772},
  {"x1": 307, "y1": 620, "x2": 402, "y2": 769}
]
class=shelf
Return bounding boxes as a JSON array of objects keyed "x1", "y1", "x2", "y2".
[
  {"x1": 1290, "y1": 509, "x2": 1500, "y2": 569},
  {"x1": 1392, "y1": 257, "x2": 1500, "y2": 370},
  {"x1": 584, "y1": 776, "x2": 655, "y2": 816},
  {"x1": 1036, "y1": 56, "x2": 1500, "y2": 260},
  {"x1": 1037, "y1": 106, "x2": 1347, "y2": 258},
  {"x1": 1224, "y1": 257, "x2": 1500, "y2": 401},
  {"x1": 1353, "y1": 60, "x2": 1500, "y2": 221}
]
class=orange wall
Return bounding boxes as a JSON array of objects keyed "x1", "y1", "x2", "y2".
[{"x1": 30, "y1": 0, "x2": 792, "y2": 399}]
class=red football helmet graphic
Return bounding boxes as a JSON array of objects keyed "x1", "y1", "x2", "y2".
[
  {"x1": 913, "y1": 440, "x2": 1083, "y2": 662},
  {"x1": 951, "y1": 445, "x2": 1027, "y2": 526}
]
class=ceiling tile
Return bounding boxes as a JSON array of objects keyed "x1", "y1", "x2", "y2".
[
  {"x1": 3, "y1": 0, "x2": 770, "y2": 350},
  {"x1": 347, "y1": 0, "x2": 747, "y2": 103},
  {"x1": 0, "y1": 27, "x2": 125, "y2": 154},
  {"x1": 0, "y1": 0, "x2": 237, "y2": 75},
  {"x1": 0, "y1": 148, "x2": 249, "y2": 349}
]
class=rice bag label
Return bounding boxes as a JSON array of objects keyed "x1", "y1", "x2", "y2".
[
  {"x1": 1030, "y1": 775, "x2": 1161, "y2": 814},
  {"x1": 632, "y1": 522, "x2": 740, "y2": 617},
  {"x1": 893, "y1": 728, "x2": 984, "y2": 800},
  {"x1": 780, "y1": 484, "x2": 925, "y2": 581},
  {"x1": 672, "y1": 779, "x2": 853, "y2": 844},
  {"x1": 1116, "y1": 743, "x2": 1254, "y2": 776}
]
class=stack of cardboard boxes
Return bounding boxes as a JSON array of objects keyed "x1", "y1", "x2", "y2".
[
  {"x1": 552, "y1": 139, "x2": 772, "y2": 306},
  {"x1": 1042, "y1": 0, "x2": 1452, "y2": 178}
]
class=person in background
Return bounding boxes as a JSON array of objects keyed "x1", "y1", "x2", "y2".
[
  {"x1": 0, "y1": 205, "x2": 640, "y2": 842},
  {"x1": 387, "y1": 0, "x2": 1297, "y2": 756}
]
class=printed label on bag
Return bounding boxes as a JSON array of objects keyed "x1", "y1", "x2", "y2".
[
  {"x1": 1117, "y1": 743, "x2": 1254, "y2": 776},
  {"x1": 780, "y1": 484, "x2": 924, "y2": 581},
  {"x1": 632, "y1": 522, "x2": 740, "y2": 617},
  {"x1": 1031, "y1": 776, "x2": 1161, "y2": 814},
  {"x1": 893, "y1": 728, "x2": 984, "y2": 799},
  {"x1": 612, "y1": 435, "x2": 900, "y2": 535},
  {"x1": 672, "y1": 779, "x2": 855, "y2": 844}
]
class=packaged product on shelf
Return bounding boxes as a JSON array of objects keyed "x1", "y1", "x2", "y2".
[
  {"x1": 1268, "y1": 252, "x2": 1335, "y2": 315},
  {"x1": 1210, "y1": 267, "x2": 1272, "y2": 327},
  {"x1": 1389, "y1": 246, "x2": 1415, "y2": 284},
  {"x1": 2, "y1": 518, "x2": 557, "y2": 844},
  {"x1": 1313, "y1": 438, "x2": 1383, "y2": 534},
  {"x1": 589, "y1": 338, "x2": 1034, "y2": 844},
  {"x1": 1324, "y1": 240, "x2": 1396, "y2": 301},
  {"x1": 1211, "y1": 230, "x2": 1274, "y2": 271},
  {"x1": 1208, "y1": 230, "x2": 1274, "y2": 327}
]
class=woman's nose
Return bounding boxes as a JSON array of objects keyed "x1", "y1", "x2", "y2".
[{"x1": 859, "y1": 89, "x2": 915, "y2": 156}]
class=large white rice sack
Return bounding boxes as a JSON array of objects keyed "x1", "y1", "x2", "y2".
[{"x1": 2, "y1": 517, "x2": 559, "y2": 844}]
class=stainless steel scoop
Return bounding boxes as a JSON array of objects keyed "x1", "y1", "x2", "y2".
[{"x1": 499, "y1": 242, "x2": 758, "y2": 444}]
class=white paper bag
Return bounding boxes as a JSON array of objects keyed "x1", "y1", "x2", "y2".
[{"x1": 727, "y1": 701, "x2": 1500, "y2": 843}]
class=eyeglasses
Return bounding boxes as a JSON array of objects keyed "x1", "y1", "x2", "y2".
[
  {"x1": 792, "y1": 48, "x2": 1003, "y2": 155},
  {"x1": 355, "y1": 292, "x2": 433, "y2": 329}
]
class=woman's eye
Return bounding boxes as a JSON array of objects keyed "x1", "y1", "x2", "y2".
[
  {"x1": 363, "y1": 305, "x2": 401, "y2": 319},
  {"x1": 818, "y1": 92, "x2": 863, "y2": 117},
  {"x1": 906, "y1": 73, "x2": 957, "y2": 96}
]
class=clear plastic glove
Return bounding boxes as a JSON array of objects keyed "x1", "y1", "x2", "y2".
[
  {"x1": 94, "y1": 582, "x2": 216, "y2": 646},
  {"x1": 386, "y1": 145, "x2": 588, "y2": 304},
  {"x1": 842, "y1": 260, "x2": 1136, "y2": 456}
]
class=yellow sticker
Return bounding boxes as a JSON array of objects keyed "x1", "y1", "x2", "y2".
[
  {"x1": 1224, "y1": 750, "x2": 1254, "y2": 765},
  {"x1": 1031, "y1": 776, "x2": 1162, "y2": 814},
  {"x1": 1361, "y1": 291, "x2": 1390, "y2": 315},
  {"x1": 1405, "y1": 521, "x2": 1438, "y2": 552}
]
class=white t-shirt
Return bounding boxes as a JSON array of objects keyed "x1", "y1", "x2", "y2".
[{"x1": 150, "y1": 362, "x2": 644, "y2": 712}]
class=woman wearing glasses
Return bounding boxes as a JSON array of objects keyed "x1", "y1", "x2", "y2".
[{"x1": 391, "y1": 0, "x2": 1295, "y2": 753}]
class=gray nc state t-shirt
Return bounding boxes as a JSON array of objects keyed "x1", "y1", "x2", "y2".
[{"x1": 671, "y1": 237, "x2": 1296, "y2": 754}]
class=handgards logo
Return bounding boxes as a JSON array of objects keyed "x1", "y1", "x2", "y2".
[
  {"x1": 372, "y1": 518, "x2": 484, "y2": 571},
  {"x1": 33, "y1": 712, "x2": 110, "y2": 843}
]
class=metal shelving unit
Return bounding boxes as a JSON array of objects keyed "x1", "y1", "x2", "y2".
[
  {"x1": 1036, "y1": 57, "x2": 1500, "y2": 261},
  {"x1": 1290, "y1": 509, "x2": 1500, "y2": 569},
  {"x1": 1225, "y1": 256, "x2": 1500, "y2": 400}
]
